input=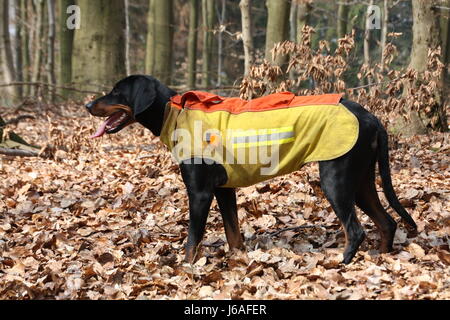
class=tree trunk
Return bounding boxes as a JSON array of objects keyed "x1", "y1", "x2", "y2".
[
  {"x1": 296, "y1": 0, "x2": 311, "y2": 43},
  {"x1": 217, "y1": 0, "x2": 226, "y2": 87},
  {"x1": 440, "y1": 1, "x2": 450, "y2": 88},
  {"x1": 337, "y1": 0, "x2": 349, "y2": 39},
  {"x1": 265, "y1": 0, "x2": 290, "y2": 66},
  {"x1": 290, "y1": 1, "x2": 297, "y2": 43},
  {"x1": 364, "y1": 0, "x2": 374, "y2": 84},
  {"x1": 2, "y1": 0, "x2": 17, "y2": 87},
  {"x1": 145, "y1": 0, "x2": 155, "y2": 75},
  {"x1": 125, "y1": 0, "x2": 130, "y2": 75},
  {"x1": 187, "y1": 0, "x2": 199, "y2": 89},
  {"x1": 145, "y1": 0, "x2": 173, "y2": 83},
  {"x1": 152, "y1": 0, "x2": 173, "y2": 84},
  {"x1": 72, "y1": 0, "x2": 127, "y2": 92},
  {"x1": 201, "y1": 0, "x2": 215, "y2": 87},
  {"x1": 408, "y1": 0, "x2": 446, "y2": 133},
  {"x1": 31, "y1": 0, "x2": 45, "y2": 97},
  {"x1": 21, "y1": 0, "x2": 31, "y2": 96},
  {"x1": 21, "y1": 0, "x2": 33, "y2": 96},
  {"x1": 47, "y1": 0, "x2": 56, "y2": 102},
  {"x1": 380, "y1": 0, "x2": 389, "y2": 68},
  {"x1": 15, "y1": 0, "x2": 24, "y2": 98},
  {"x1": 0, "y1": 1, "x2": 13, "y2": 100},
  {"x1": 240, "y1": 0, "x2": 254, "y2": 77},
  {"x1": 409, "y1": 0, "x2": 441, "y2": 72},
  {"x1": 59, "y1": 0, "x2": 75, "y2": 98}
]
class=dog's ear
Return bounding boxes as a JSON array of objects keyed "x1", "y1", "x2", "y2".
[{"x1": 132, "y1": 78, "x2": 158, "y2": 117}]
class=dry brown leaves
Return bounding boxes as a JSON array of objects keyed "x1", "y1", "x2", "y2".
[
  {"x1": 0, "y1": 105, "x2": 449, "y2": 300},
  {"x1": 241, "y1": 27, "x2": 447, "y2": 131}
]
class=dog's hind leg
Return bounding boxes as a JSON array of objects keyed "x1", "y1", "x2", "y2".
[
  {"x1": 356, "y1": 164, "x2": 397, "y2": 253},
  {"x1": 215, "y1": 188, "x2": 245, "y2": 251},
  {"x1": 319, "y1": 161, "x2": 366, "y2": 264}
]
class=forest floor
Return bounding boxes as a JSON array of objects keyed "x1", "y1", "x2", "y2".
[{"x1": 0, "y1": 104, "x2": 449, "y2": 300}]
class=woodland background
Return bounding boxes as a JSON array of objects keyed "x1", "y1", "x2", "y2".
[
  {"x1": 0, "y1": 0, "x2": 449, "y2": 134},
  {"x1": 0, "y1": 0, "x2": 449, "y2": 300}
]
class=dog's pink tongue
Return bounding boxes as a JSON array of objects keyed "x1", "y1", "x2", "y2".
[{"x1": 90, "y1": 120, "x2": 109, "y2": 139}]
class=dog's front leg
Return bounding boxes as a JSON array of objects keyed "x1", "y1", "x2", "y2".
[
  {"x1": 180, "y1": 159, "x2": 227, "y2": 263},
  {"x1": 185, "y1": 190, "x2": 214, "y2": 263}
]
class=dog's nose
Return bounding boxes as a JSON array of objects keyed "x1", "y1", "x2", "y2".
[{"x1": 85, "y1": 101, "x2": 94, "y2": 110}]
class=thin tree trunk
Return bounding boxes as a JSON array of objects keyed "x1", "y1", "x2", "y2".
[
  {"x1": 47, "y1": 0, "x2": 56, "y2": 102},
  {"x1": 337, "y1": 0, "x2": 349, "y2": 39},
  {"x1": 125, "y1": 0, "x2": 130, "y2": 75},
  {"x1": 31, "y1": 0, "x2": 45, "y2": 97},
  {"x1": 380, "y1": 0, "x2": 389, "y2": 68},
  {"x1": 0, "y1": 3, "x2": 14, "y2": 98},
  {"x1": 289, "y1": 2, "x2": 297, "y2": 80},
  {"x1": 59, "y1": 0, "x2": 75, "y2": 98},
  {"x1": 2, "y1": 0, "x2": 17, "y2": 87},
  {"x1": 440, "y1": 0, "x2": 450, "y2": 87},
  {"x1": 42, "y1": 0, "x2": 49, "y2": 98},
  {"x1": 201, "y1": 0, "x2": 215, "y2": 87},
  {"x1": 15, "y1": 0, "x2": 23, "y2": 98},
  {"x1": 217, "y1": 0, "x2": 226, "y2": 87},
  {"x1": 152, "y1": 0, "x2": 173, "y2": 84},
  {"x1": 240, "y1": 0, "x2": 254, "y2": 77},
  {"x1": 21, "y1": 0, "x2": 30, "y2": 96},
  {"x1": 364, "y1": 0, "x2": 374, "y2": 84},
  {"x1": 145, "y1": 0, "x2": 155, "y2": 75},
  {"x1": 188, "y1": 0, "x2": 199, "y2": 89},
  {"x1": 296, "y1": 0, "x2": 311, "y2": 43},
  {"x1": 290, "y1": 1, "x2": 297, "y2": 44},
  {"x1": 27, "y1": 0, "x2": 35, "y2": 93}
]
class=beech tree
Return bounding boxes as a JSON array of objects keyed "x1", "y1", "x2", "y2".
[
  {"x1": 187, "y1": 0, "x2": 199, "y2": 89},
  {"x1": 72, "y1": 0, "x2": 127, "y2": 91},
  {"x1": 201, "y1": 0, "x2": 215, "y2": 87},
  {"x1": 265, "y1": 0, "x2": 290, "y2": 66},
  {"x1": 408, "y1": 0, "x2": 447, "y2": 132},
  {"x1": 240, "y1": 0, "x2": 254, "y2": 77},
  {"x1": 337, "y1": 0, "x2": 349, "y2": 39},
  {"x1": 145, "y1": 0, "x2": 173, "y2": 84},
  {"x1": 59, "y1": 0, "x2": 75, "y2": 97}
]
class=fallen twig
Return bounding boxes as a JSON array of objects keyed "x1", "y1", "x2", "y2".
[
  {"x1": 0, "y1": 148, "x2": 40, "y2": 157},
  {"x1": 3, "y1": 115, "x2": 36, "y2": 126},
  {"x1": 267, "y1": 224, "x2": 340, "y2": 237}
]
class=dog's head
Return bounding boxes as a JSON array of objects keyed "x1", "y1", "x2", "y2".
[{"x1": 86, "y1": 75, "x2": 176, "y2": 138}]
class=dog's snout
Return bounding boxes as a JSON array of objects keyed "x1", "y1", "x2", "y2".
[{"x1": 85, "y1": 101, "x2": 94, "y2": 110}]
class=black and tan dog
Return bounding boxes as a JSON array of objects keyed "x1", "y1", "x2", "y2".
[{"x1": 86, "y1": 75, "x2": 417, "y2": 264}]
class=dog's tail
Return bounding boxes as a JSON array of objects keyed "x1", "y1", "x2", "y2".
[{"x1": 377, "y1": 128, "x2": 417, "y2": 230}]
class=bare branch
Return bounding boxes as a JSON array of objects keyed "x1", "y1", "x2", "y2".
[
  {"x1": 0, "y1": 148, "x2": 39, "y2": 157},
  {"x1": 0, "y1": 82, "x2": 101, "y2": 95}
]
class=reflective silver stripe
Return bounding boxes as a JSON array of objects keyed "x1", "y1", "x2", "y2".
[{"x1": 232, "y1": 131, "x2": 294, "y2": 144}]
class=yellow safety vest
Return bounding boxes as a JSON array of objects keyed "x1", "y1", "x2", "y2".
[{"x1": 160, "y1": 91, "x2": 359, "y2": 188}]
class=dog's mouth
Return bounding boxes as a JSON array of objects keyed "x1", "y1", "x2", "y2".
[{"x1": 91, "y1": 111, "x2": 134, "y2": 139}]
